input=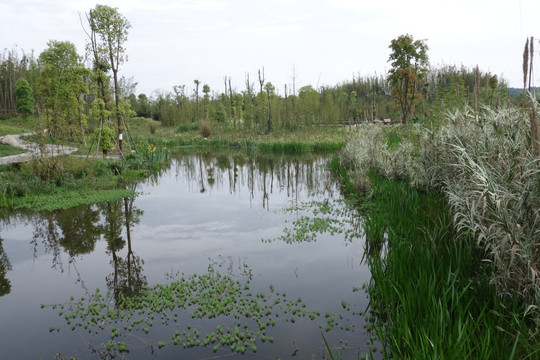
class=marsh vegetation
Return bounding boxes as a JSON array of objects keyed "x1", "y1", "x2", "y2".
[{"x1": 0, "y1": 6, "x2": 538, "y2": 358}]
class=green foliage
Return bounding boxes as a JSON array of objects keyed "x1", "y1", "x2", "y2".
[
  {"x1": 339, "y1": 103, "x2": 539, "y2": 358},
  {"x1": 91, "y1": 124, "x2": 115, "y2": 155},
  {"x1": 14, "y1": 78, "x2": 34, "y2": 117},
  {"x1": 387, "y1": 34, "x2": 429, "y2": 123},
  {"x1": 37, "y1": 40, "x2": 89, "y2": 140},
  {"x1": 417, "y1": 105, "x2": 540, "y2": 317},
  {"x1": 135, "y1": 139, "x2": 171, "y2": 169},
  {"x1": 361, "y1": 177, "x2": 538, "y2": 359},
  {"x1": 262, "y1": 199, "x2": 362, "y2": 244},
  {"x1": 0, "y1": 148, "x2": 170, "y2": 212},
  {"x1": 45, "y1": 266, "x2": 357, "y2": 357},
  {"x1": 216, "y1": 103, "x2": 227, "y2": 123},
  {"x1": 175, "y1": 123, "x2": 199, "y2": 133},
  {"x1": 12, "y1": 189, "x2": 135, "y2": 211},
  {"x1": 88, "y1": 5, "x2": 130, "y2": 68}
]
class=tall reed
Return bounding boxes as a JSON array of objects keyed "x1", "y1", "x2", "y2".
[
  {"x1": 364, "y1": 178, "x2": 537, "y2": 359},
  {"x1": 418, "y1": 104, "x2": 540, "y2": 320}
]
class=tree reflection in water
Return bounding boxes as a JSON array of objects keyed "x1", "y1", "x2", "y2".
[
  {"x1": 174, "y1": 151, "x2": 338, "y2": 212},
  {"x1": 0, "y1": 235, "x2": 12, "y2": 296},
  {"x1": 1, "y1": 189, "x2": 147, "y2": 305},
  {"x1": 103, "y1": 196, "x2": 147, "y2": 306}
]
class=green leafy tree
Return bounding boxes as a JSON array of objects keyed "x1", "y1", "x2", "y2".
[
  {"x1": 37, "y1": 40, "x2": 89, "y2": 139},
  {"x1": 264, "y1": 82, "x2": 275, "y2": 133},
  {"x1": 232, "y1": 93, "x2": 243, "y2": 121},
  {"x1": 202, "y1": 84, "x2": 211, "y2": 121},
  {"x1": 298, "y1": 85, "x2": 320, "y2": 127},
  {"x1": 91, "y1": 122, "x2": 115, "y2": 155},
  {"x1": 14, "y1": 78, "x2": 34, "y2": 117},
  {"x1": 387, "y1": 34, "x2": 429, "y2": 123},
  {"x1": 88, "y1": 4, "x2": 131, "y2": 151}
]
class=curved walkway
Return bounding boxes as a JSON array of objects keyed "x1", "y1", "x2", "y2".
[{"x1": 0, "y1": 133, "x2": 78, "y2": 165}]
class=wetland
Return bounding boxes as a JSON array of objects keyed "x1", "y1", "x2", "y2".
[{"x1": 0, "y1": 150, "x2": 376, "y2": 359}]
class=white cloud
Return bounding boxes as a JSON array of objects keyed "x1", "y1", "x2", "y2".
[{"x1": 2, "y1": 0, "x2": 540, "y2": 94}]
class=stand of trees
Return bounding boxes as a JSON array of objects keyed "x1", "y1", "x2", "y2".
[
  {"x1": 137, "y1": 63, "x2": 509, "y2": 132},
  {"x1": 0, "y1": 26, "x2": 512, "y2": 138}
]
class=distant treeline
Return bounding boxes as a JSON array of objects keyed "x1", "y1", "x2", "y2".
[
  {"x1": 0, "y1": 46, "x2": 512, "y2": 133},
  {"x1": 508, "y1": 87, "x2": 540, "y2": 97}
]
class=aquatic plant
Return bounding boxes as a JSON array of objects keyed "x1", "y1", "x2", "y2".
[
  {"x1": 262, "y1": 199, "x2": 362, "y2": 244},
  {"x1": 339, "y1": 103, "x2": 540, "y2": 354},
  {"x1": 363, "y1": 177, "x2": 538, "y2": 359},
  {"x1": 45, "y1": 267, "x2": 360, "y2": 357}
]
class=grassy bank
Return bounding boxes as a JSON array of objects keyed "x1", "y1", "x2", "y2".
[
  {"x1": 0, "y1": 117, "x2": 33, "y2": 136},
  {"x1": 160, "y1": 122, "x2": 348, "y2": 154},
  {"x1": 0, "y1": 140, "x2": 171, "y2": 212},
  {"x1": 1, "y1": 115, "x2": 347, "y2": 212},
  {"x1": 336, "y1": 102, "x2": 539, "y2": 358},
  {"x1": 363, "y1": 177, "x2": 536, "y2": 359}
]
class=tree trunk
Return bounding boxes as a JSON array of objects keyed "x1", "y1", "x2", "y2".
[{"x1": 113, "y1": 68, "x2": 123, "y2": 152}]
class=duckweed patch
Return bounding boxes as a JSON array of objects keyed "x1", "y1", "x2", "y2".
[
  {"x1": 45, "y1": 268, "x2": 361, "y2": 357},
  {"x1": 262, "y1": 199, "x2": 362, "y2": 244}
]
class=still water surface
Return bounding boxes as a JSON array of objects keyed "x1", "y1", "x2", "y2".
[{"x1": 0, "y1": 151, "x2": 375, "y2": 359}]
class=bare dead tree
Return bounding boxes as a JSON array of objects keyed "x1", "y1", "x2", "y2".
[{"x1": 258, "y1": 68, "x2": 265, "y2": 94}]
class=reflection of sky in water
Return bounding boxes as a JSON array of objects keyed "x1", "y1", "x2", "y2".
[{"x1": 0, "y1": 152, "x2": 376, "y2": 359}]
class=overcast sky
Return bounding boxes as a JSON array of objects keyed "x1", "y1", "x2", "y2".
[{"x1": 1, "y1": 0, "x2": 539, "y2": 96}]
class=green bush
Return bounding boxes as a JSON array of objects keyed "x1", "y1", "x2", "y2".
[{"x1": 176, "y1": 123, "x2": 199, "y2": 133}]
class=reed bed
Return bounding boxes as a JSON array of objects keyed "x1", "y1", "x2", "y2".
[
  {"x1": 418, "y1": 104, "x2": 540, "y2": 319},
  {"x1": 364, "y1": 178, "x2": 536, "y2": 359},
  {"x1": 340, "y1": 99, "x2": 540, "y2": 358}
]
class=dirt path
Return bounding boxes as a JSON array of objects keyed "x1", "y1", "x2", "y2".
[{"x1": 0, "y1": 133, "x2": 78, "y2": 165}]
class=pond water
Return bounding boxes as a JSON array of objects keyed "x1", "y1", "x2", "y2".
[{"x1": 0, "y1": 150, "x2": 377, "y2": 359}]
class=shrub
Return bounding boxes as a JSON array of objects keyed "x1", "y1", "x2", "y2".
[
  {"x1": 91, "y1": 125, "x2": 116, "y2": 155},
  {"x1": 176, "y1": 123, "x2": 199, "y2": 133},
  {"x1": 201, "y1": 121, "x2": 212, "y2": 138},
  {"x1": 147, "y1": 119, "x2": 159, "y2": 134}
]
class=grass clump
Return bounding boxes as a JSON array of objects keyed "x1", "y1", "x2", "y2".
[
  {"x1": 200, "y1": 121, "x2": 212, "y2": 138},
  {"x1": 0, "y1": 142, "x2": 25, "y2": 157},
  {"x1": 147, "y1": 119, "x2": 160, "y2": 134},
  {"x1": 363, "y1": 177, "x2": 537, "y2": 359}
]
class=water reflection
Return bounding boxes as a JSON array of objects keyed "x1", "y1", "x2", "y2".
[
  {"x1": 0, "y1": 191, "x2": 147, "y2": 307},
  {"x1": 0, "y1": 235, "x2": 11, "y2": 296},
  {"x1": 173, "y1": 151, "x2": 338, "y2": 210},
  {"x1": 30, "y1": 205, "x2": 101, "y2": 268},
  {"x1": 0, "y1": 152, "x2": 340, "y2": 300},
  {"x1": 103, "y1": 197, "x2": 147, "y2": 305},
  {"x1": 0, "y1": 151, "x2": 376, "y2": 359}
]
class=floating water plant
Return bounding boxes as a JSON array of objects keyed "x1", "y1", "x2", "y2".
[
  {"x1": 44, "y1": 266, "x2": 359, "y2": 357},
  {"x1": 262, "y1": 199, "x2": 362, "y2": 244}
]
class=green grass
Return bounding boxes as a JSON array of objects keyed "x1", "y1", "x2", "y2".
[
  {"x1": 0, "y1": 154, "x2": 169, "y2": 211},
  {"x1": 0, "y1": 116, "x2": 33, "y2": 135},
  {"x1": 362, "y1": 177, "x2": 538, "y2": 359},
  {"x1": 11, "y1": 189, "x2": 136, "y2": 211},
  {"x1": 0, "y1": 143, "x2": 26, "y2": 157}
]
